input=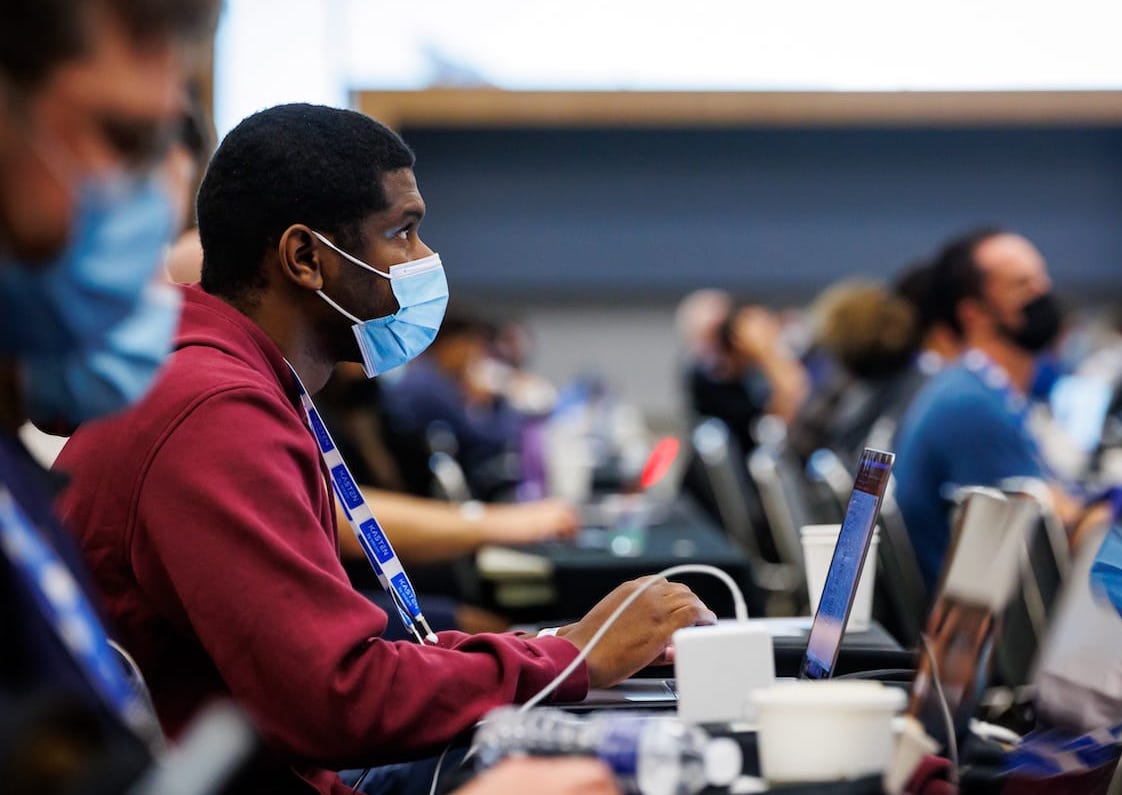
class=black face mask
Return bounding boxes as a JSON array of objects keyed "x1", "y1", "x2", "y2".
[{"x1": 995, "y1": 292, "x2": 1063, "y2": 353}]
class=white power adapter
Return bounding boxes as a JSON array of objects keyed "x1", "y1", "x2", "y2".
[{"x1": 673, "y1": 619, "x2": 776, "y2": 724}]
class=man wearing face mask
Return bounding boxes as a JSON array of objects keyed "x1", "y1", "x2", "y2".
[
  {"x1": 892, "y1": 227, "x2": 1096, "y2": 593},
  {"x1": 54, "y1": 104, "x2": 716, "y2": 795},
  {"x1": 0, "y1": 1, "x2": 218, "y2": 793}
]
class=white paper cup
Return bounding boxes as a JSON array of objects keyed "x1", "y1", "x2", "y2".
[
  {"x1": 885, "y1": 716, "x2": 939, "y2": 795},
  {"x1": 752, "y1": 680, "x2": 906, "y2": 784},
  {"x1": 800, "y1": 524, "x2": 879, "y2": 632}
]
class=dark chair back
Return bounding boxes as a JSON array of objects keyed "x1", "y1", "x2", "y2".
[{"x1": 692, "y1": 418, "x2": 803, "y2": 613}]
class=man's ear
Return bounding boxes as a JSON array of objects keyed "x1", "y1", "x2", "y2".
[{"x1": 277, "y1": 224, "x2": 325, "y2": 291}]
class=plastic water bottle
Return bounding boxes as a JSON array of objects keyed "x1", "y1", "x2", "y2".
[{"x1": 473, "y1": 707, "x2": 742, "y2": 795}]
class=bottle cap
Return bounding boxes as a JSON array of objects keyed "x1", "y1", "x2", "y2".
[{"x1": 704, "y1": 737, "x2": 743, "y2": 786}]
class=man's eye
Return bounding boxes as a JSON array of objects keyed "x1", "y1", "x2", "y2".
[
  {"x1": 394, "y1": 225, "x2": 413, "y2": 240},
  {"x1": 100, "y1": 116, "x2": 173, "y2": 170}
]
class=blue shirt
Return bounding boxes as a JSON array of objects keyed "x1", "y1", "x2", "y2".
[{"x1": 893, "y1": 360, "x2": 1042, "y2": 592}]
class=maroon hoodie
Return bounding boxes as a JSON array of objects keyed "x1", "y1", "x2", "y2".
[{"x1": 55, "y1": 285, "x2": 587, "y2": 794}]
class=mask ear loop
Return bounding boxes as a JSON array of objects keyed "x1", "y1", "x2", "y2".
[
  {"x1": 311, "y1": 230, "x2": 392, "y2": 279},
  {"x1": 315, "y1": 289, "x2": 363, "y2": 324},
  {"x1": 311, "y1": 231, "x2": 393, "y2": 324}
]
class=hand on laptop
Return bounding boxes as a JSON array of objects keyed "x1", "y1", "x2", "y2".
[
  {"x1": 483, "y1": 498, "x2": 581, "y2": 545},
  {"x1": 556, "y1": 576, "x2": 716, "y2": 688},
  {"x1": 456, "y1": 758, "x2": 620, "y2": 795}
]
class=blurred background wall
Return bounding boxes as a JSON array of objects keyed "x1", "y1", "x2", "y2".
[{"x1": 393, "y1": 124, "x2": 1122, "y2": 423}]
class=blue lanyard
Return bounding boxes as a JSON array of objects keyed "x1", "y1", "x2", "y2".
[
  {"x1": 0, "y1": 485, "x2": 150, "y2": 728},
  {"x1": 960, "y1": 349, "x2": 1031, "y2": 426},
  {"x1": 288, "y1": 365, "x2": 437, "y2": 645}
]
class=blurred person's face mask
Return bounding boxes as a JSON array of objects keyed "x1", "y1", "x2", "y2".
[
  {"x1": 0, "y1": 136, "x2": 181, "y2": 427},
  {"x1": 311, "y1": 230, "x2": 448, "y2": 377},
  {"x1": 0, "y1": 174, "x2": 177, "y2": 354},
  {"x1": 23, "y1": 283, "x2": 182, "y2": 432},
  {"x1": 991, "y1": 292, "x2": 1062, "y2": 354}
]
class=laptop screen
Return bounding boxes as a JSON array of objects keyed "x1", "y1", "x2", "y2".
[
  {"x1": 1049, "y1": 374, "x2": 1113, "y2": 454},
  {"x1": 800, "y1": 448, "x2": 895, "y2": 680}
]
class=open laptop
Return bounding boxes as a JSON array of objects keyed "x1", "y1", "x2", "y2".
[
  {"x1": 576, "y1": 447, "x2": 896, "y2": 707},
  {"x1": 575, "y1": 435, "x2": 689, "y2": 552}
]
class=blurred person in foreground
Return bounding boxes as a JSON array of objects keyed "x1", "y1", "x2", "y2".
[
  {"x1": 893, "y1": 228, "x2": 1109, "y2": 592},
  {"x1": 457, "y1": 758, "x2": 620, "y2": 795},
  {"x1": 0, "y1": 0, "x2": 217, "y2": 792},
  {"x1": 54, "y1": 103, "x2": 716, "y2": 795},
  {"x1": 675, "y1": 288, "x2": 808, "y2": 456}
]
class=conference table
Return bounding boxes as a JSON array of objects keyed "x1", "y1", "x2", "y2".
[
  {"x1": 475, "y1": 496, "x2": 758, "y2": 623},
  {"x1": 474, "y1": 495, "x2": 910, "y2": 676}
]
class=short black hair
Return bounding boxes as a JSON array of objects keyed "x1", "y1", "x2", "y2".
[
  {"x1": 926, "y1": 226, "x2": 1008, "y2": 336},
  {"x1": 197, "y1": 103, "x2": 416, "y2": 304},
  {"x1": 893, "y1": 259, "x2": 936, "y2": 336},
  {"x1": 0, "y1": 0, "x2": 218, "y2": 89}
]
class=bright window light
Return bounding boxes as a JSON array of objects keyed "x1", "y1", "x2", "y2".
[{"x1": 215, "y1": 0, "x2": 1122, "y2": 136}]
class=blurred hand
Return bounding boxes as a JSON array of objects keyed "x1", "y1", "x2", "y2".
[
  {"x1": 464, "y1": 357, "x2": 506, "y2": 405},
  {"x1": 730, "y1": 306, "x2": 784, "y2": 363},
  {"x1": 484, "y1": 498, "x2": 581, "y2": 545},
  {"x1": 1072, "y1": 501, "x2": 1113, "y2": 550},
  {"x1": 455, "y1": 758, "x2": 620, "y2": 795},
  {"x1": 557, "y1": 576, "x2": 716, "y2": 688}
]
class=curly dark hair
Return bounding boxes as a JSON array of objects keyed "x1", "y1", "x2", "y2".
[
  {"x1": 926, "y1": 226, "x2": 1009, "y2": 336},
  {"x1": 197, "y1": 103, "x2": 416, "y2": 305}
]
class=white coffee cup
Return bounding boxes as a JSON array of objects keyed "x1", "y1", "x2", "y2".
[
  {"x1": 800, "y1": 524, "x2": 879, "y2": 632},
  {"x1": 752, "y1": 680, "x2": 906, "y2": 784},
  {"x1": 885, "y1": 716, "x2": 939, "y2": 795}
]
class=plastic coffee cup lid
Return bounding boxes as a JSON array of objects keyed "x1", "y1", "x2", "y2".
[{"x1": 752, "y1": 680, "x2": 906, "y2": 711}]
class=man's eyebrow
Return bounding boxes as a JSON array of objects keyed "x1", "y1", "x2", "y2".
[{"x1": 393, "y1": 206, "x2": 425, "y2": 224}]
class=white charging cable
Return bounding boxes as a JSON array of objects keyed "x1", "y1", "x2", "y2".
[
  {"x1": 519, "y1": 563, "x2": 749, "y2": 712},
  {"x1": 919, "y1": 633, "x2": 960, "y2": 787}
]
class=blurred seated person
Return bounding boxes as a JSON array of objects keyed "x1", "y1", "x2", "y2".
[
  {"x1": 675, "y1": 288, "x2": 808, "y2": 456},
  {"x1": 382, "y1": 305, "x2": 527, "y2": 499},
  {"x1": 316, "y1": 363, "x2": 579, "y2": 635},
  {"x1": 789, "y1": 280, "x2": 926, "y2": 467},
  {"x1": 893, "y1": 259, "x2": 964, "y2": 372},
  {"x1": 482, "y1": 318, "x2": 559, "y2": 417},
  {"x1": 790, "y1": 258, "x2": 973, "y2": 466},
  {"x1": 318, "y1": 364, "x2": 578, "y2": 558},
  {"x1": 894, "y1": 228, "x2": 1108, "y2": 593}
]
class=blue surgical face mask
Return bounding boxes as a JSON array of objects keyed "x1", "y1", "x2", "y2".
[
  {"x1": 311, "y1": 230, "x2": 448, "y2": 377},
  {"x1": 0, "y1": 175, "x2": 176, "y2": 354},
  {"x1": 22, "y1": 283, "x2": 182, "y2": 432}
]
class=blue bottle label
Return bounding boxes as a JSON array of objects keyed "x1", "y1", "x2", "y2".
[{"x1": 597, "y1": 719, "x2": 644, "y2": 791}]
